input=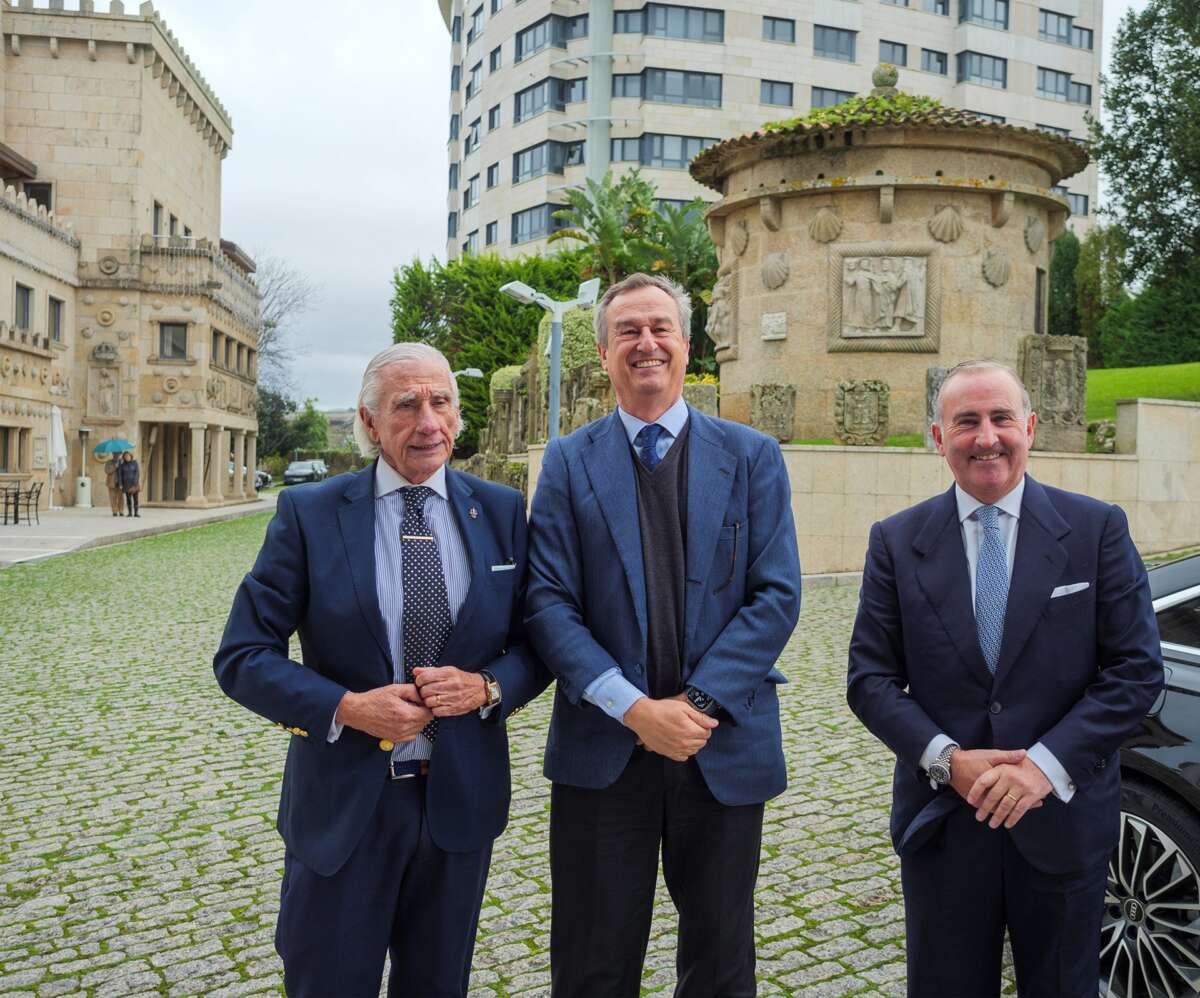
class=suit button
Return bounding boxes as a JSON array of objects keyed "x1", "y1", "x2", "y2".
[
  {"x1": 989, "y1": 702, "x2": 1002, "y2": 715},
  {"x1": 1096, "y1": 758, "x2": 1107, "y2": 770},
  {"x1": 634, "y1": 663, "x2": 644, "y2": 675}
]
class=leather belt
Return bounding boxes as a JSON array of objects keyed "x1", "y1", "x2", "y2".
[{"x1": 389, "y1": 759, "x2": 430, "y2": 780}]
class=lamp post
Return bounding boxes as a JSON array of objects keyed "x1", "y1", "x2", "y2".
[
  {"x1": 499, "y1": 278, "x2": 601, "y2": 440},
  {"x1": 452, "y1": 368, "x2": 484, "y2": 379}
]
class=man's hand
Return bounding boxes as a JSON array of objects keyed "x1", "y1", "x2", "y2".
[
  {"x1": 412, "y1": 666, "x2": 488, "y2": 717},
  {"x1": 335, "y1": 684, "x2": 433, "y2": 742},
  {"x1": 967, "y1": 756, "x2": 1054, "y2": 830},
  {"x1": 947, "y1": 748, "x2": 1028, "y2": 801},
  {"x1": 623, "y1": 698, "x2": 718, "y2": 762}
]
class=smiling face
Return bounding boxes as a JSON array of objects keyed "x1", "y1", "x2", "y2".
[
  {"x1": 359, "y1": 359, "x2": 460, "y2": 484},
  {"x1": 931, "y1": 368, "x2": 1036, "y2": 504},
  {"x1": 598, "y1": 284, "x2": 690, "y2": 422}
]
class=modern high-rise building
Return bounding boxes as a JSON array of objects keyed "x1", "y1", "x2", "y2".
[{"x1": 436, "y1": 0, "x2": 1101, "y2": 261}]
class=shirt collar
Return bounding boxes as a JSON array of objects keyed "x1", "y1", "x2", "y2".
[
  {"x1": 955, "y1": 476, "x2": 1025, "y2": 524},
  {"x1": 374, "y1": 458, "x2": 448, "y2": 500},
  {"x1": 616, "y1": 396, "x2": 689, "y2": 446}
]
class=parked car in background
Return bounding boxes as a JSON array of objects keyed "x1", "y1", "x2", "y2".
[
  {"x1": 283, "y1": 460, "x2": 325, "y2": 485},
  {"x1": 312, "y1": 459, "x2": 329, "y2": 479},
  {"x1": 254, "y1": 469, "x2": 272, "y2": 490},
  {"x1": 1103, "y1": 553, "x2": 1200, "y2": 998}
]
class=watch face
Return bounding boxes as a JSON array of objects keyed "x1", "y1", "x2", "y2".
[{"x1": 929, "y1": 762, "x2": 950, "y2": 785}]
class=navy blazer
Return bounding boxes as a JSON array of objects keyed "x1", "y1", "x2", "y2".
[
  {"x1": 847, "y1": 476, "x2": 1163, "y2": 874},
  {"x1": 213, "y1": 463, "x2": 550, "y2": 877},
  {"x1": 526, "y1": 407, "x2": 802, "y2": 806}
]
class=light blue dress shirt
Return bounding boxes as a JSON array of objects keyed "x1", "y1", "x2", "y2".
[
  {"x1": 582, "y1": 397, "x2": 690, "y2": 722},
  {"x1": 919, "y1": 477, "x2": 1075, "y2": 802}
]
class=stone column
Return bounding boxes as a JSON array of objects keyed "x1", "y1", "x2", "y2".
[
  {"x1": 186, "y1": 422, "x2": 207, "y2": 507},
  {"x1": 206, "y1": 426, "x2": 226, "y2": 501},
  {"x1": 148, "y1": 423, "x2": 163, "y2": 503},
  {"x1": 231, "y1": 429, "x2": 246, "y2": 498},
  {"x1": 246, "y1": 432, "x2": 258, "y2": 497}
]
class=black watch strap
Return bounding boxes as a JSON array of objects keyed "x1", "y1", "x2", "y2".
[{"x1": 685, "y1": 686, "x2": 721, "y2": 717}]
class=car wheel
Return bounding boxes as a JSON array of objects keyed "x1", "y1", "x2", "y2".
[{"x1": 1100, "y1": 781, "x2": 1200, "y2": 997}]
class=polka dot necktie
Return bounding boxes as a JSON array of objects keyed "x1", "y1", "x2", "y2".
[
  {"x1": 401, "y1": 486, "x2": 451, "y2": 742},
  {"x1": 974, "y1": 504, "x2": 1009, "y2": 674},
  {"x1": 636, "y1": 423, "x2": 664, "y2": 470}
]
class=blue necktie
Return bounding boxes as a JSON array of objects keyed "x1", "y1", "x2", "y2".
[
  {"x1": 974, "y1": 504, "x2": 1008, "y2": 674},
  {"x1": 636, "y1": 423, "x2": 664, "y2": 470},
  {"x1": 401, "y1": 486, "x2": 450, "y2": 742}
]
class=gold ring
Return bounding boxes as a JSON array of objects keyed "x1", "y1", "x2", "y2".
[{"x1": 1004, "y1": 792, "x2": 1019, "y2": 803}]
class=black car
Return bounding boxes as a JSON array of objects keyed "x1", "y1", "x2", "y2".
[
  {"x1": 283, "y1": 460, "x2": 325, "y2": 485},
  {"x1": 1103, "y1": 554, "x2": 1200, "y2": 998}
]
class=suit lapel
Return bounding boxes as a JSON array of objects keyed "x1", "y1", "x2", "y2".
[
  {"x1": 913, "y1": 486, "x2": 995, "y2": 691},
  {"x1": 439, "y1": 468, "x2": 487, "y2": 664},
  {"x1": 992, "y1": 477, "x2": 1069, "y2": 689},
  {"x1": 683, "y1": 410, "x2": 736, "y2": 650},
  {"x1": 581, "y1": 412, "x2": 648, "y2": 647},
  {"x1": 336, "y1": 464, "x2": 392, "y2": 667}
]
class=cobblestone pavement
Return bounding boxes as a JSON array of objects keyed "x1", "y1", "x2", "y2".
[{"x1": 0, "y1": 512, "x2": 1014, "y2": 997}]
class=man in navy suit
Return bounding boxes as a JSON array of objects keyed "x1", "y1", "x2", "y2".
[
  {"x1": 214, "y1": 343, "x2": 548, "y2": 998},
  {"x1": 847, "y1": 361, "x2": 1162, "y2": 997},
  {"x1": 526, "y1": 273, "x2": 802, "y2": 997}
]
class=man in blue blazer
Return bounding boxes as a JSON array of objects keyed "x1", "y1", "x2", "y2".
[
  {"x1": 526, "y1": 273, "x2": 802, "y2": 997},
  {"x1": 214, "y1": 343, "x2": 548, "y2": 998},
  {"x1": 847, "y1": 361, "x2": 1162, "y2": 997}
]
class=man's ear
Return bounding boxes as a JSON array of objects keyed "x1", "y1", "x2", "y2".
[
  {"x1": 358, "y1": 405, "x2": 378, "y2": 443},
  {"x1": 597, "y1": 341, "x2": 608, "y2": 372},
  {"x1": 931, "y1": 422, "x2": 945, "y2": 455}
]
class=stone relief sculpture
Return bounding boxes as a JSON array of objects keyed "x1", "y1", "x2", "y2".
[
  {"x1": 1018, "y1": 334, "x2": 1087, "y2": 428},
  {"x1": 982, "y1": 248, "x2": 1011, "y2": 288},
  {"x1": 1024, "y1": 216, "x2": 1046, "y2": 253},
  {"x1": 682, "y1": 382, "x2": 718, "y2": 416},
  {"x1": 928, "y1": 205, "x2": 964, "y2": 243},
  {"x1": 730, "y1": 218, "x2": 749, "y2": 257},
  {"x1": 707, "y1": 272, "x2": 737, "y2": 361},
  {"x1": 91, "y1": 342, "x2": 119, "y2": 363},
  {"x1": 750, "y1": 383, "x2": 796, "y2": 442},
  {"x1": 97, "y1": 368, "x2": 117, "y2": 415},
  {"x1": 808, "y1": 207, "x2": 842, "y2": 244},
  {"x1": 834, "y1": 380, "x2": 890, "y2": 446},
  {"x1": 762, "y1": 252, "x2": 790, "y2": 290},
  {"x1": 842, "y1": 257, "x2": 926, "y2": 337}
]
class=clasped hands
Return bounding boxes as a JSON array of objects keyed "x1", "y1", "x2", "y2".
[
  {"x1": 335, "y1": 666, "x2": 487, "y2": 743},
  {"x1": 623, "y1": 694, "x2": 718, "y2": 763},
  {"x1": 951, "y1": 748, "x2": 1054, "y2": 830}
]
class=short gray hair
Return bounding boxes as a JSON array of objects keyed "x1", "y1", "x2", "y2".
[
  {"x1": 353, "y1": 342, "x2": 460, "y2": 458},
  {"x1": 593, "y1": 272, "x2": 693, "y2": 347},
  {"x1": 933, "y1": 360, "x2": 1033, "y2": 426}
]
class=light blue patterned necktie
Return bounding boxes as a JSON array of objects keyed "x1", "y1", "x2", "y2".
[
  {"x1": 974, "y1": 504, "x2": 1008, "y2": 674},
  {"x1": 636, "y1": 423, "x2": 664, "y2": 470}
]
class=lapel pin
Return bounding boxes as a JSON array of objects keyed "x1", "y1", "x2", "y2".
[{"x1": 468, "y1": 506, "x2": 478, "y2": 519}]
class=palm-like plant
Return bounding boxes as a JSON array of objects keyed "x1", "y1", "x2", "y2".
[{"x1": 549, "y1": 170, "x2": 658, "y2": 284}]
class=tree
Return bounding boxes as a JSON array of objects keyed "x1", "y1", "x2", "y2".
[
  {"x1": 1075, "y1": 226, "x2": 1129, "y2": 367},
  {"x1": 1047, "y1": 228, "x2": 1080, "y2": 339},
  {"x1": 1098, "y1": 255, "x2": 1200, "y2": 368},
  {"x1": 254, "y1": 254, "x2": 320, "y2": 391},
  {"x1": 255, "y1": 386, "x2": 299, "y2": 458},
  {"x1": 645, "y1": 199, "x2": 720, "y2": 371},
  {"x1": 548, "y1": 170, "x2": 659, "y2": 284},
  {"x1": 289, "y1": 399, "x2": 330, "y2": 454},
  {"x1": 1087, "y1": 0, "x2": 1200, "y2": 284}
]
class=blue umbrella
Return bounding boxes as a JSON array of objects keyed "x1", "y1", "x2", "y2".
[{"x1": 93, "y1": 437, "x2": 136, "y2": 455}]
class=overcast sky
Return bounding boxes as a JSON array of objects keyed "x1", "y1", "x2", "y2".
[{"x1": 150, "y1": 0, "x2": 1146, "y2": 410}]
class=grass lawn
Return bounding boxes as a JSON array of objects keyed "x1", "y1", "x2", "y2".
[{"x1": 1087, "y1": 362, "x2": 1200, "y2": 421}]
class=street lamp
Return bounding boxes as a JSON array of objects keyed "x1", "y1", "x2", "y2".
[
  {"x1": 452, "y1": 367, "x2": 484, "y2": 379},
  {"x1": 499, "y1": 278, "x2": 601, "y2": 439}
]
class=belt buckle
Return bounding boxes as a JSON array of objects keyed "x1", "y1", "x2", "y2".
[
  {"x1": 389, "y1": 761, "x2": 416, "y2": 780},
  {"x1": 389, "y1": 759, "x2": 428, "y2": 780}
]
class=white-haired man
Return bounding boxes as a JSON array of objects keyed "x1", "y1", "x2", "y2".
[{"x1": 215, "y1": 342, "x2": 549, "y2": 998}]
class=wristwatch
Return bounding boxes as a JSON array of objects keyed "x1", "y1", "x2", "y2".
[
  {"x1": 685, "y1": 686, "x2": 721, "y2": 717},
  {"x1": 927, "y1": 743, "x2": 959, "y2": 788},
  {"x1": 480, "y1": 671, "x2": 502, "y2": 708}
]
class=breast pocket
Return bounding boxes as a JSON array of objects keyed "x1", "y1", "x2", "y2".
[
  {"x1": 1044, "y1": 587, "x2": 1094, "y2": 617},
  {"x1": 712, "y1": 522, "x2": 743, "y2": 595}
]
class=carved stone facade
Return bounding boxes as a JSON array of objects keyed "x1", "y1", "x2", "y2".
[
  {"x1": 682, "y1": 382, "x2": 718, "y2": 416},
  {"x1": 750, "y1": 383, "x2": 796, "y2": 443},
  {"x1": 1019, "y1": 334, "x2": 1088, "y2": 452},
  {"x1": 835, "y1": 380, "x2": 890, "y2": 446},
  {"x1": 925, "y1": 366, "x2": 950, "y2": 449}
]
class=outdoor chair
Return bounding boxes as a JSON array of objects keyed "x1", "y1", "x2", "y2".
[
  {"x1": 18, "y1": 482, "x2": 42, "y2": 525},
  {"x1": 1, "y1": 484, "x2": 20, "y2": 526}
]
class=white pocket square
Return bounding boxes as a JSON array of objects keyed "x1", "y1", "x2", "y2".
[
  {"x1": 1050, "y1": 582, "x2": 1090, "y2": 598},
  {"x1": 490, "y1": 563, "x2": 516, "y2": 573}
]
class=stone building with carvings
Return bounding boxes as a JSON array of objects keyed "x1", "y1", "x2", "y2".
[{"x1": 0, "y1": 0, "x2": 260, "y2": 511}]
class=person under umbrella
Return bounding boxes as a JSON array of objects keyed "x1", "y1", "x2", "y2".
[{"x1": 117, "y1": 451, "x2": 140, "y2": 517}]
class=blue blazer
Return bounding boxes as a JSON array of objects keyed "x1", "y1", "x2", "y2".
[
  {"x1": 526, "y1": 407, "x2": 802, "y2": 806},
  {"x1": 213, "y1": 463, "x2": 550, "y2": 877},
  {"x1": 847, "y1": 476, "x2": 1163, "y2": 874}
]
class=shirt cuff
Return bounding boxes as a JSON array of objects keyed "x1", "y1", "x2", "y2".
[
  {"x1": 583, "y1": 668, "x2": 645, "y2": 722},
  {"x1": 327, "y1": 698, "x2": 345, "y2": 743},
  {"x1": 479, "y1": 701, "x2": 499, "y2": 720},
  {"x1": 1027, "y1": 742, "x2": 1076, "y2": 803},
  {"x1": 921, "y1": 733, "x2": 957, "y2": 790}
]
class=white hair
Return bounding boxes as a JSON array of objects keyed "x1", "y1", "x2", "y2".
[
  {"x1": 593, "y1": 272, "x2": 694, "y2": 347},
  {"x1": 353, "y1": 342, "x2": 461, "y2": 458},
  {"x1": 933, "y1": 360, "x2": 1033, "y2": 426}
]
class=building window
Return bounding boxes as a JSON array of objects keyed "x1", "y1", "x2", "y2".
[
  {"x1": 491, "y1": 0, "x2": 502, "y2": 13},
  {"x1": 513, "y1": 140, "x2": 583, "y2": 182},
  {"x1": 970, "y1": 110, "x2": 1006, "y2": 123},
  {"x1": 515, "y1": 14, "x2": 587, "y2": 61},
  {"x1": 465, "y1": 118, "x2": 481, "y2": 154},
  {"x1": 14, "y1": 283, "x2": 32, "y2": 330},
  {"x1": 1037, "y1": 123, "x2": 1070, "y2": 137},
  {"x1": 488, "y1": 104, "x2": 501, "y2": 129},
  {"x1": 1035, "y1": 268, "x2": 1046, "y2": 334},
  {"x1": 225, "y1": 338, "x2": 234, "y2": 369},
  {"x1": 511, "y1": 203, "x2": 565, "y2": 244},
  {"x1": 644, "y1": 4, "x2": 724, "y2": 43},
  {"x1": 464, "y1": 174, "x2": 480, "y2": 209},
  {"x1": 760, "y1": 80, "x2": 793, "y2": 107},
  {"x1": 169, "y1": 214, "x2": 178, "y2": 236},
  {"x1": 612, "y1": 137, "x2": 641, "y2": 161},
  {"x1": 464, "y1": 230, "x2": 480, "y2": 255},
  {"x1": 448, "y1": 211, "x2": 459, "y2": 238},
  {"x1": 515, "y1": 79, "x2": 555, "y2": 121},
  {"x1": 812, "y1": 86, "x2": 853, "y2": 108},
  {"x1": 1037, "y1": 67, "x2": 1091, "y2": 104},
  {"x1": 1067, "y1": 192, "x2": 1089, "y2": 216},
  {"x1": 613, "y1": 74, "x2": 643, "y2": 98},
  {"x1": 184, "y1": 226, "x2": 191, "y2": 238},
  {"x1": 560, "y1": 78, "x2": 587, "y2": 103},
  {"x1": 1039, "y1": 8, "x2": 1093, "y2": 48},
  {"x1": 643, "y1": 68, "x2": 722, "y2": 108},
  {"x1": 924, "y1": 0, "x2": 949, "y2": 12},
  {"x1": 641, "y1": 133, "x2": 719, "y2": 169},
  {"x1": 159, "y1": 322, "x2": 187, "y2": 360},
  {"x1": 614, "y1": 9, "x2": 643, "y2": 32},
  {"x1": 451, "y1": 15, "x2": 462, "y2": 42},
  {"x1": 211, "y1": 330, "x2": 221, "y2": 365},
  {"x1": 153, "y1": 201, "x2": 163, "y2": 235},
  {"x1": 48, "y1": 296, "x2": 64, "y2": 343},
  {"x1": 490, "y1": 45, "x2": 502, "y2": 72},
  {"x1": 882, "y1": 0, "x2": 909, "y2": 5},
  {"x1": 486, "y1": 220, "x2": 498, "y2": 245},
  {"x1": 449, "y1": 162, "x2": 460, "y2": 190},
  {"x1": 922, "y1": 48, "x2": 948, "y2": 74},
  {"x1": 880, "y1": 40, "x2": 907, "y2": 66},
  {"x1": 959, "y1": 0, "x2": 1008, "y2": 29},
  {"x1": 24, "y1": 182, "x2": 51, "y2": 210},
  {"x1": 957, "y1": 51, "x2": 1007, "y2": 89},
  {"x1": 560, "y1": 14, "x2": 588, "y2": 40},
  {"x1": 468, "y1": 5, "x2": 484, "y2": 44},
  {"x1": 814, "y1": 25, "x2": 856, "y2": 63},
  {"x1": 762, "y1": 16, "x2": 795, "y2": 43},
  {"x1": 0, "y1": 427, "x2": 12, "y2": 473},
  {"x1": 451, "y1": 63, "x2": 462, "y2": 92},
  {"x1": 487, "y1": 162, "x2": 500, "y2": 187},
  {"x1": 466, "y1": 62, "x2": 483, "y2": 100},
  {"x1": 450, "y1": 114, "x2": 460, "y2": 140}
]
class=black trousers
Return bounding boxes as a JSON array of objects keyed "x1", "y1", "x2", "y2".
[
  {"x1": 900, "y1": 804, "x2": 1107, "y2": 998},
  {"x1": 275, "y1": 776, "x2": 492, "y2": 998},
  {"x1": 124, "y1": 490, "x2": 139, "y2": 515},
  {"x1": 550, "y1": 748, "x2": 765, "y2": 998}
]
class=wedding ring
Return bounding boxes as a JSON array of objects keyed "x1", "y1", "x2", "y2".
[{"x1": 1003, "y1": 792, "x2": 1019, "y2": 803}]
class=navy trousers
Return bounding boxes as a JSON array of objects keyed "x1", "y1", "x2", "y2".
[
  {"x1": 900, "y1": 804, "x2": 1107, "y2": 998},
  {"x1": 275, "y1": 775, "x2": 492, "y2": 998}
]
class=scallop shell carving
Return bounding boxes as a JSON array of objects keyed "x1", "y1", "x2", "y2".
[
  {"x1": 730, "y1": 219, "x2": 749, "y2": 257},
  {"x1": 1024, "y1": 216, "x2": 1046, "y2": 253},
  {"x1": 808, "y1": 208, "x2": 842, "y2": 244},
  {"x1": 928, "y1": 205, "x2": 963, "y2": 243},
  {"x1": 982, "y1": 249, "x2": 1011, "y2": 288},
  {"x1": 761, "y1": 252, "x2": 790, "y2": 291}
]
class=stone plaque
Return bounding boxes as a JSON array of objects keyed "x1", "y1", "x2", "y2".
[
  {"x1": 750, "y1": 383, "x2": 796, "y2": 442},
  {"x1": 33, "y1": 436, "x2": 47, "y2": 469},
  {"x1": 835, "y1": 380, "x2": 890, "y2": 446},
  {"x1": 925, "y1": 366, "x2": 949, "y2": 449},
  {"x1": 1018, "y1": 334, "x2": 1087, "y2": 452},
  {"x1": 682, "y1": 382, "x2": 718, "y2": 416},
  {"x1": 828, "y1": 244, "x2": 940, "y2": 353},
  {"x1": 761, "y1": 312, "x2": 787, "y2": 341}
]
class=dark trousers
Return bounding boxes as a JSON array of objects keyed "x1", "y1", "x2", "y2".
[
  {"x1": 900, "y1": 804, "x2": 1107, "y2": 998},
  {"x1": 275, "y1": 776, "x2": 492, "y2": 998},
  {"x1": 550, "y1": 748, "x2": 764, "y2": 998},
  {"x1": 124, "y1": 490, "x2": 139, "y2": 515}
]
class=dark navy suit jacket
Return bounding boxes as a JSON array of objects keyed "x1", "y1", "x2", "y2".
[
  {"x1": 525, "y1": 407, "x2": 802, "y2": 806},
  {"x1": 847, "y1": 476, "x2": 1162, "y2": 874},
  {"x1": 213, "y1": 463, "x2": 549, "y2": 877}
]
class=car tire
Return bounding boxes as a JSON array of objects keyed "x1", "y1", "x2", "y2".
[{"x1": 1100, "y1": 779, "x2": 1200, "y2": 998}]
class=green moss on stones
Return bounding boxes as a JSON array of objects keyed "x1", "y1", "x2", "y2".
[
  {"x1": 489, "y1": 365, "x2": 524, "y2": 400},
  {"x1": 761, "y1": 91, "x2": 977, "y2": 134}
]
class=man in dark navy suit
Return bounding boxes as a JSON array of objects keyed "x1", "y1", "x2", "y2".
[
  {"x1": 848, "y1": 360, "x2": 1162, "y2": 997},
  {"x1": 214, "y1": 343, "x2": 548, "y2": 998}
]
